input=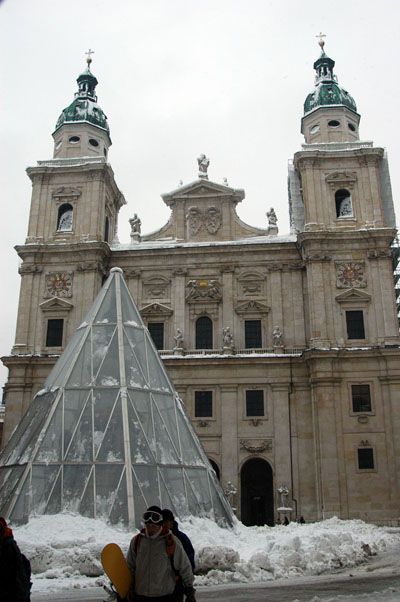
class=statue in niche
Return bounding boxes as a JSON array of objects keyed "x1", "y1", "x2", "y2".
[
  {"x1": 58, "y1": 209, "x2": 73, "y2": 231},
  {"x1": 197, "y1": 153, "x2": 210, "y2": 178},
  {"x1": 338, "y1": 195, "x2": 353, "y2": 217},
  {"x1": 272, "y1": 325, "x2": 283, "y2": 347},
  {"x1": 266, "y1": 207, "x2": 277, "y2": 226}
]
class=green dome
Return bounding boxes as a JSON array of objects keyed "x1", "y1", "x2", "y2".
[
  {"x1": 54, "y1": 66, "x2": 111, "y2": 138},
  {"x1": 304, "y1": 51, "x2": 357, "y2": 115}
]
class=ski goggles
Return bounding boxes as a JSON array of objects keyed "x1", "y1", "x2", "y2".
[{"x1": 143, "y1": 510, "x2": 163, "y2": 524}]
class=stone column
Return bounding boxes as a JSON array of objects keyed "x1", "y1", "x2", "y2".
[
  {"x1": 220, "y1": 384, "x2": 238, "y2": 488},
  {"x1": 272, "y1": 383, "x2": 292, "y2": 509}
]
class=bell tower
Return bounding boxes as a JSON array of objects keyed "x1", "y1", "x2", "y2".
[{"x1": 2, "y1": 53, "x2": 125, "y2": 443}]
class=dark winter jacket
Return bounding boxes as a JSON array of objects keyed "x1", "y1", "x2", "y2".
[
  {"x1": 0, "y1": 534, "x2": 31, "y2": 602},
  {"x1": 171, "y1": 521, "x2": 195, "y2": 571}
]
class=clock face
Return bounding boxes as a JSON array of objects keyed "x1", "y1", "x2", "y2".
[
  {"x1": 46, "y1": 272, "x2": 72, "y2": 297},
  {"x1": 336, "y1": 262, "x2": 366, "y2": 288}
]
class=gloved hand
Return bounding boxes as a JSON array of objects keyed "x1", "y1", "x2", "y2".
[{"x1": 184, "y1": 586, "x2": 196, "y2": 602}]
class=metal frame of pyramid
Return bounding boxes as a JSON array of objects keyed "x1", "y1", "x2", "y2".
[{"x1": 0, "y1": 268, "x2": 233, "y2": 527}]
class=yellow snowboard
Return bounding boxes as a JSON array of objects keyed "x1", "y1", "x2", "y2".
[{"x1": 101, "y1": 543, "x2": 132, "y2": 599}]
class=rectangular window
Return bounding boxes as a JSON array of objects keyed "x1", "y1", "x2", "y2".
[
  {"x1": 194, "y1": 391, "x2": 213, "y2": 417},
  {"x1": 245, "y1": 320, "x2": 262, "y2": 348},
  {"x1": 346, "y1": 310, "x2": 365, "y2": 339},
  {"x1": 246, "y1": 390, "x2": 264, "y2": 416},
  {"x1": 46, "y1": 318, "x2": 64, "y2": 347},
  {"x1": 351, "y1": 384, "x2": 372, "y2": 413},
  {"x1": 358, "y1": 448, "x2": 374, "y2": 470},
  {"x1": 148, "y1": 322, "x2": 164, "y2": 350}
]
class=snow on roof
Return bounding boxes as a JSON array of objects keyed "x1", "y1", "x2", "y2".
[{"x1": 112, "y1": 234, "x2": 297, "y2": 252}]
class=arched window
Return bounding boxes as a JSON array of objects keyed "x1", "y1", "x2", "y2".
[
  {"x1": 104, "y1": 216, "x2": 110, "y2": 242},
  {"x1": 196, "y1": 316, "x2": 213, "y2": 349},
  {"x1": 57, "y1": 203, "x2": 73, "y2": 231},
  {"x1": 335, "y1": 189, "x2": 353, "y2": 218}
]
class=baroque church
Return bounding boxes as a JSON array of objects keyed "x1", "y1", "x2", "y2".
[{"x1": 2, "y1": 42, "x2": 400, "y2": 526}]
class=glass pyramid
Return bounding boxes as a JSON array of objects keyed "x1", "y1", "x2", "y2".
[{"x1": 0, "y1": 268, "x2": 233, "y2": 527}]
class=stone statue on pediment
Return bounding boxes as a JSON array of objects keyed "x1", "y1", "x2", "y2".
[{"x1": 197, "y1": 153, "x2": 210, "y2": 179}]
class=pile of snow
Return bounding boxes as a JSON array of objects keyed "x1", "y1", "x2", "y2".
[{"x1": 11, "y1": 513, "x2": 400, "y2": 594}]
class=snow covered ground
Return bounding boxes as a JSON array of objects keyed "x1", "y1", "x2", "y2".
[{"x1": 11, "y1": 513, "x2": 400, "y2": 596}]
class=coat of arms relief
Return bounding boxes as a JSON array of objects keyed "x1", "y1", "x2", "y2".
[{"x1": 186, "y1": 205, "x2": 222, "y2": 236}]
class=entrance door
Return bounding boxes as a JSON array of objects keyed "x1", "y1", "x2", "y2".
[{"x1": 240, "y1": 458, "x2": 274, "y2": 526}]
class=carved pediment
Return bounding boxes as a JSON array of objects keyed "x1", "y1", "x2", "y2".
[
  {"x1": 52, "y1": 186, "x2": 82, "y2": 199},
  {"x1": 39, "y1": 297, "x2": 73, "y2": 312},
  {"x1": 335, "y1": 288, "x2": 371, "y2": 304},
  {"x1": 162, "y1": 179, "x2": 245, "y2": 206},
  {"x1": 140, "y1": 302, "x2": 173, "y2": 316},
  {"x1": 325, "y1": 171, "x2": 357, "y2": 190},
  {"x1": 235, "y1": 300, "x2": 270, "y2": 314}
]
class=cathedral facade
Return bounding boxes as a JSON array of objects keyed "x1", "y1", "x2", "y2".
[{"x1": 2, "y1": 45, "x2": 400, "y2": 525}]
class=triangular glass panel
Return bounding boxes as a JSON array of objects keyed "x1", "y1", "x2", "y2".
[
  {"x1": 93, "y1": 389, "x2": 119, "y2": 457},
  {"x1": 66, "y1": 336, "x2": 93, "y2": 388},
  {"x1": 65, "y1": 397, "x2": 93, "y2": 462},
  {"x1": 120, "y1": 278, "x2": 143, "y2": 326},
  {"x1": 152, "y1": 398, "x2": 180, "y2": 464},
  {"x1": 183, "y1": 470, "x2": 203, "y2": 516},
  {"x1": 0, "y1": 466, "x2": 24, "y2": 513},
  {"x1": 163, "y1": 467, "x2": 188, "y2": 517},
  {"x1": 185, "y1": 468, "x2": 212, "y2": 514},
  {"x1": 132, "y1": 467, "x2": 152, "y2": 528},
  {"x1": 63, "y1": 464, "x2": 91, "y2": 513},
  {"x1": 109, "y1": 473, "x2": 128, "y2": 524},
  {"x1": 127, "y1": 402, "x2": 156, "y2": 465},
  {"x1": 92, "y1": 324, "x2": 117, "y2": 379},
  {"x1": 175, "y1": 403, "x2": 206, "y2": 465},
  {"x1": 125, "y1": 326, "x2": 148, "y2": 383},
  {"x1": 96, "y1": 393, "x2": 124, "y2": 462},
  {"x1": 9, "y1": 470, "x2": 31, "y2": 525},
  {"x1": 95, "y1": 464, "x2": 124, "y2": 520},
  {"x1": 31, "y1": 465, "x2": 60, "y2": 515},
  {"x1": 35, "y1": 403, "x2": 63, "y2": 463},
  {"x1": 80, "y1": 468, "x2": 95, "y2": 518},
  {"x1": 158, "y1": 469, "x2": 179, "y2": 516},
  {"x1": 133, "y1": 465, "x2": 159, "y2": 504},
  {"x1": 1, "y1": 391, "x2": 57, "y2": 465},
  {"x1": 93, "y1": 281, "x2": 117, "y2": 324},
  {"x1": 94, "y1": 329, "x2": 120, "y2": 387},
  {"x1": 127, "y1": 390, "x2": 154, "y2": 448},
  {"x1": 45, "y1": 468, "x2": 62, "y2": 515},
  {"x1": 123, "y1": 332, "x2": 147, "y2": 388},
  {"x1": 144, "y1": 333, "x2": 172, "y2": 392},
  {"x1": 63, "y1": 389, "x2": 92, "y2": 456}
]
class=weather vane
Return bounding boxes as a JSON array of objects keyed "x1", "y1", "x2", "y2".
[
  {"x1": 316, "y1": 32, "x2": 326, "y2": 51},
  {"x1": 85, "y1": 48, "x2": 95, "y2": 68}
]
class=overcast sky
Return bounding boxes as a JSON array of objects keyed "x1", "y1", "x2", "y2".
[{"x1": 1, "y1": 0, "x2": 399, "y2": 393}]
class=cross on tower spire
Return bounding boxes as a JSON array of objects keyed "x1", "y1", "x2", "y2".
[{"x1": 85, "y1": 48, "x2": 95, "y2": 68}]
